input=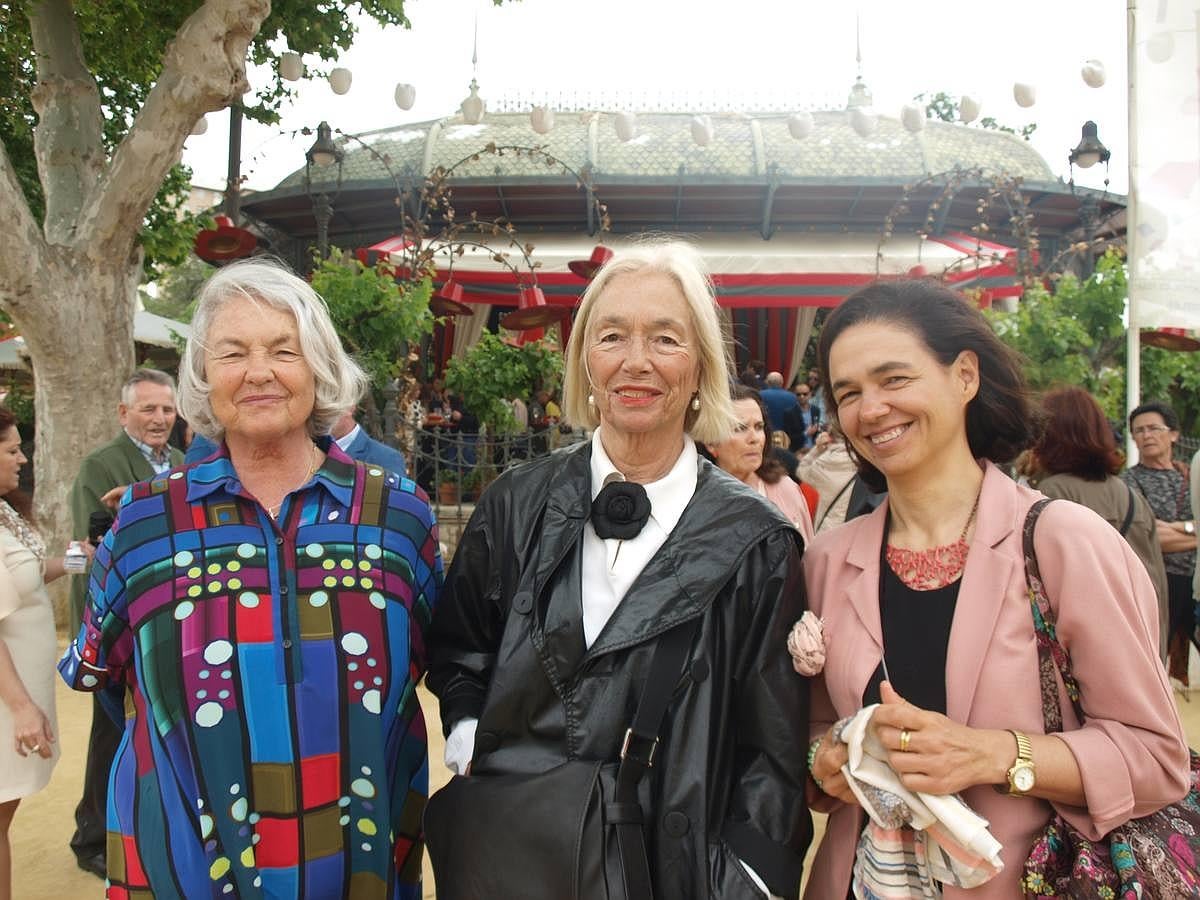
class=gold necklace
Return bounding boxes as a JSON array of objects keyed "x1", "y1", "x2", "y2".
[{"x1": 266, "y1": 444, "x2": 321, "y2": 520}]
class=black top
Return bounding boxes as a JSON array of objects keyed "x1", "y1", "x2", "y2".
[{"x1": 863, "y1": 560, "x2": 961, "y2": 714}]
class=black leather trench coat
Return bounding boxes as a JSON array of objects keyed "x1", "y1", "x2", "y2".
[{"x1": 427, "y1": 441, "x2": 813, "y2": 898}]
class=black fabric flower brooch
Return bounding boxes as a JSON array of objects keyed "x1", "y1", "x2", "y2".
[{"x1": 591, "y1": 481, "x2": 652, "y2": 540}]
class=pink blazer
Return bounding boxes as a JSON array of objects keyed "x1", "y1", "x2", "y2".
[{"x1": 802, "y1": 462, "x2": 1189, "y2": 899}]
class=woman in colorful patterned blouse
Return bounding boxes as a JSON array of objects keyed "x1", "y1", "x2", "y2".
[{"x1": 60, "y1": 260, "x2": 441, "y2": 899}]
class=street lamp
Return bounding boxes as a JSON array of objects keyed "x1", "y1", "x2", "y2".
[
  {"x1": 1068, "y1": 121, "x2": 1111, "y2": 171},
  {"x1": 304, "y1": 121, "x2": 344, "y2": 258}
]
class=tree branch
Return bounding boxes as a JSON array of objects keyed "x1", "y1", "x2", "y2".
[
  {"x1": 28, "y1": 0, "x2": 105, "y2": 244},
  {"x1": 78, "y1": 0, "x2": 270, "y2": 253},
  {"x1": 0, "y1": 141, "x2": 47, "y2": 313}
]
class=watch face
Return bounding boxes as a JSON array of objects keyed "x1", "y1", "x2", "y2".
[{"x1": 1014, "y1": 766, "x2": 1036, "y2": 793}]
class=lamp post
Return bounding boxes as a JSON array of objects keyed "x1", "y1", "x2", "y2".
[{"x1": 304, "y1": 121, "x2": 344, "y2": 258}]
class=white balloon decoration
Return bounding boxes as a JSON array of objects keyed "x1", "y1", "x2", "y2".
[
  {"x1": 329, "y1": 67, "x2": 353, "y2": 95},
  {"x1": 394, "y1": 83, "x2": 416, "y2": 110},
  {"x1": 900, "y1": 104, "x2": 925, "y2": 133},
  {"x1": 530, "y1": 106, "x2": 555, "y2": 134},
  {"x1": 1013, "y1": 82, "x2": 1036, "y2": 108},
  {"x1": 1081, "y1": 59, "x2": 1106, "y2": 88},
  {"x1": 690, "y1": 115, "x2": 713, "y2": 147},
  {"x1": 279, "y1": 52, "x2": 302, "y2": 82},
  {"x1": 1146, "y1": 33, "x2": 1175, "y2": 64},
  {"x1": 787, "y1": 111, "x2": 814, "y2": 140},
  {"x1": 615, "y1": 111, "x2": 638, "y2": 142},
  {"x1": 850, "y1": 106, "x2": 877, "y2": 138},
  {"x1": 959, "y1": 94, "x2": 981, "y2": 124}
]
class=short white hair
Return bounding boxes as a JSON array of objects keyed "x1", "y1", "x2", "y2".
[
  {"x1": 178, "y1": 258, "x2": 368, "y2": 441},
  {"x1": 121, "y1": 368, "x2": 176, "y2": 407},
  {"x1": 563, "y1": 239, "x2": 735, "y2": 444}
]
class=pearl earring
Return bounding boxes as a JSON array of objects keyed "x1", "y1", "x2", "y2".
[
  {"x1": 691, "y1": 394, "x2": 700, "y2": 411},
  {"x1": 587, "y1": 393, "x2": 595, "y2": 407}
]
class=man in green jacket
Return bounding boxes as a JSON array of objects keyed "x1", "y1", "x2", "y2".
[{"x1": 67, "y1": 368, "x2": 182, "y2": 878}]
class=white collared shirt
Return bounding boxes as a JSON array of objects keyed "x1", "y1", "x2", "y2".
[
  {"x1": 580, "y1": 428, "x2": 697, "y2": 646},
  {"x1": 335, "y1": 423, "x2": 361, "y2": 453}
]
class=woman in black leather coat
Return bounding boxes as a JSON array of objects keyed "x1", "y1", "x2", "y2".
[{"x1": 427, "y1": 241, "x2": 812, "y2": 899}]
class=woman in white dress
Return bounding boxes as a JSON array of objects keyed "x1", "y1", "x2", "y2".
[{"x1": 0, "y1": 407, "x2": 84, "y2": 900}]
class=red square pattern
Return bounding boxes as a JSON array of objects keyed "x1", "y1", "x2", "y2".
[
  {"x1": 254, "y1": 816, "x2": 300, "y2": 868},
  {"x1": 123, "y1": 834, "x2": 148, "y2": 886},
  {"x1": 235, "y1": 593, "x2": 274, "y2": 643},
  {"x1": 301, "y1": 753, "x2": 340, "y2": 809}
]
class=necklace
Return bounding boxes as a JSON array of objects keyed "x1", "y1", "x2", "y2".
[
  {"x1": 265, "y1": 444, "x2": 321, "y2": 520},
  {"x1": 0, "y1": 499, "x2": 44, "y2": 560},
  {"x1": 885, "y1": 491, "x2": 980, "y2": 591}
]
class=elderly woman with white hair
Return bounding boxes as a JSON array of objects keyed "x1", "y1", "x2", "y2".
[
  {"x1": 59, "y1": 259, "x2": 441, "y2": 899},
  {"x1": 425, "y1": 241, "x2": 812, "y2": 900}
]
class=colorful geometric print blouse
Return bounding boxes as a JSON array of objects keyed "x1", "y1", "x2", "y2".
[{"x1": 59, "y1": 441, "x2": 441, "y2": 900}]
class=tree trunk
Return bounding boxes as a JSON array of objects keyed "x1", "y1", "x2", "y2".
[{"x1": 19, "y1": 251, "x2": 137, "y2": 623}]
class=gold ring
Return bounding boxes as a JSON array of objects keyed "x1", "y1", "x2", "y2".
[{"x1": 899, "y1": 728, "x2": 911, "y2": 752}]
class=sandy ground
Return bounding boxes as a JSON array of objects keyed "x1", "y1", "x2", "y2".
[{"x1": 15, "y1": 662, "x2": 1200, "y2": 899}]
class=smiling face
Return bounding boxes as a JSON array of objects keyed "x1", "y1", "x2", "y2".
[
  {"x1": 119, "y1": 381, "x2": 177, "y2": 452},
  {"x1": 1131, "y1": 410, "x2": 1177, "y2": 467},
  {"x1": 0, "y1": 426, "x2": 25, "y2": 495},
  {"x1": 828, "y1": 320, "x2": 978, "y2": 489},
  {"x1": 204, "y1": 296, "x2": 316, "y2": 446},
  {"x1": 585, "y1": 271, "x2": 701, "y2": 442},
  {"x1": 707, "y1": 397, "x2": 766, "y2": 483}
]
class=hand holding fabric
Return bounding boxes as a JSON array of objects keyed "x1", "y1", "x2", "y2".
[{"x1": 871, "y1": 681, "x2": 1009, "y2": 797}]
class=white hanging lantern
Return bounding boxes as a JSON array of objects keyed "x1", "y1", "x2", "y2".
[
  {"x1": 394, "y1": 83, "x2": 416, "y2": 110},
  {"x1": 530, "y1": 106, "x2": 555, "y2": 134},
  {"x1": 900, "y1": 104, "x2": 925, "y2": 133},
  {"x1": 460, "y1": 81, "x2": 485, "y2": 124},
  {"x1": 959, "y1": 94, "x2": 981, "y2": 124},
  {"x1": 850, "y1": 106, "x2": 877, "y2": 138},
  {"x1": 279, "y1": 51, "x2": 303, "y2": 82},
  {"x1": 190, "y1": 116, "x2": 209, "y2": 136},
  {"x1": 690, "y1": 115, "x2": 713, "y2": 147},
  {"x1": 1081, "y1": 59, "x2": 1106, "y2": 88},
  {"x1": 787, "y1": 111, "x2": 814, "y2": 140},
  {"x1": 329, "y1": 67, "x2": 353, "y2": 95},
  {"x1": 615, "y1": 111, "x2": 638, "y2": 142},
  {"x1": 1013, "y1": 82, "x2": 1036, "y2": 108}
]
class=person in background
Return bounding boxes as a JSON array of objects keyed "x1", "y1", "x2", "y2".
[
  {"x1": 427, "y1": 241, "x2": 812, "y2": 899},
  {"x1": 66, "y1": 367, "x2": 183, "y2": 879},
  {"x1": 794, "y1": 427, "x2": 860, "y2": 534},
  {"x1": 785, "y1": 381, "x2": 821, "y2": 452},
  {"x1": 1032, "y1": 387, "x2": 1169, "y2": 660},
  {"x1": 1122, "y1": 401, "x2": 1196, "y2": 685},
  {"x1": 759, "y1": 370, "x2": 800, "y2": 435},
  {"x1": 60, "y1": 259, "x2": 440, "y2": 897},
  {"x1": 739, "y1": 359, "x2": 766, "y2": 390},
  {"x1": 330, "y1": 407, "x2": 407, "y2": 476},
  {"x1": 705, "y1": 384, "x2": 814, "y2": 543},
  {"x1": 804, "y1": 279, "x2": 1186, "y2": 898},
  {"x1": 0, "y1": 407, "x2": 89, "y2": 900}
]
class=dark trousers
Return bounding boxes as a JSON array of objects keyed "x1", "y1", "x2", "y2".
[
  {"x1": 1166, "y1": 572, "x2": 1197, "y2": 684},
  {"x1": 70, "y1": 693, "x2": 121, "y2": 860}
]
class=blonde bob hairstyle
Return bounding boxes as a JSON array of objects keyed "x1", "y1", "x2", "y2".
[
  {"x1": 178, "y1": 258, "x2": 368, "y2": 441},
  {"x1": 563, "y1": 240, "x2": 735, "y2": 445}
]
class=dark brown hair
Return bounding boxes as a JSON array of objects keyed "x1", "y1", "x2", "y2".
[
  {"x1": 729, "y1": 384, "x2": 789, "y2": 484},
  {"x1": 1035, "y1": 387, "x2": 1123, "y2": 480},
  {"x1": 0, "y1": 408, "x2": 32, "y2": 522},
  {"x1": 816, "y1": 279, "x2": 1041, "y2": 492}
]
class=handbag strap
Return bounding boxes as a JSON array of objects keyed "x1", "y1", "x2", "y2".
[
  {"x1": 610, "y1": 615, "x2": 702, "y2": 900},
  {"x1": 1021, "y1": 498, "x2": 1087, "y2": 734},
  {"x1": 1119, "y1": 482, "x2": 1137, "y2": 537}
]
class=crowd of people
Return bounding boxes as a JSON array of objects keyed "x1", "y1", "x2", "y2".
[{"x1": 0, "y1": 244, "x2": 1196, "y2": 898}]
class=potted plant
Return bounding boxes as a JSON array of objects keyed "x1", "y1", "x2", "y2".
[{"x1": 436, "y1": 468, "x2": 460, "y2": 506}]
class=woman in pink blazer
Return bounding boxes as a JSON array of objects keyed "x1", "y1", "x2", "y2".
[{"x1": 802, "y1": 279, "x2": 1189, "y2": 898}]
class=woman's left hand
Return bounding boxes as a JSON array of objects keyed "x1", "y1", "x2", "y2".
[{"x1": 871, "y1": 682, "x2": 1008, "y2": 796}]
